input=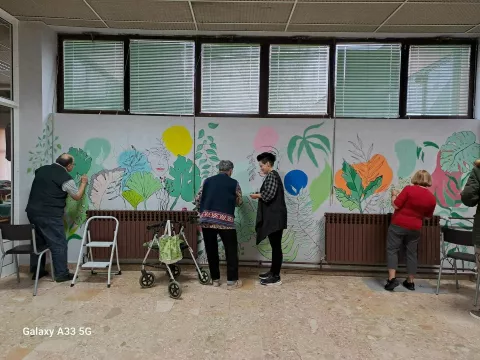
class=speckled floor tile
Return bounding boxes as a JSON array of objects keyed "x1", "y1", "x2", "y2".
[{"x1": 1, "y1": 268, "x2": 480, "y2": 360}]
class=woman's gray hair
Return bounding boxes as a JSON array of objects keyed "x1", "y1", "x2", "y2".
[{"x1": 219, "y1": 160, "x2": 234, "y2": 172}]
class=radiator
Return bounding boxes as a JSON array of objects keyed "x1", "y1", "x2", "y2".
[
  {"x1": 86, "y1": 210, "x2": 198, "y2": 262},
  {"x1": 325, "y1": 213, "x2": 440, "y2": 266}
]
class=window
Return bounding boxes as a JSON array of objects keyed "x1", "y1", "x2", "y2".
[
  {"x1": 130, "y1": 40, "x2": 194, "y2": 115},
  {"x1": 0, "y1": 18, "x2": 12, "y2": 100},
  {"x1": 335, "y1": 43, "x2": 401, "y2": 118},
  {"x1": 407, "y1": 45, "x2": 471, "y2": 117},
  {"x1": 63, "y1": 40, "x2": 124, "y2": 111},
  {"x1": 201, "y1": 43, "x2": 260, "y2": 114},
  {"x1": 269, "y1": 45, "x2": 329, "y2": 115}
]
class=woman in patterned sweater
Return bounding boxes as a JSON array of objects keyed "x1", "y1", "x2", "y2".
[{"x1": 250, "y1": 152, "x2": 287, "y2": 286}]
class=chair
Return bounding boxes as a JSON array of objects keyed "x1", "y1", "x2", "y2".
[
  {"x1": 436, "y1": 226, "x2": 480, "y2": 306},
  {"x1": 0, "y1": 224, "x2": 54, "y2": 296}
]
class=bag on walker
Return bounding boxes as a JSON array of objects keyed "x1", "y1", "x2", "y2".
[{"x1": 159, "y1": 220, "x2": 184, "y2": 264}]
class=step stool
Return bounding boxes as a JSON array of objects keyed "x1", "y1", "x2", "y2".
[{"x1": 71, "y1": 216, "x2": 121, "y2": 288}]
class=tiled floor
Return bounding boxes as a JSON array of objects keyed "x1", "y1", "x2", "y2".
[{"x1": 0, "y1": 267, "x2": 479, "y2": 360}]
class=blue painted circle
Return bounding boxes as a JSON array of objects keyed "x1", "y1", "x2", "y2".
[{"x1": 284, "y1": 170, "x2": 308, "y2": 196}]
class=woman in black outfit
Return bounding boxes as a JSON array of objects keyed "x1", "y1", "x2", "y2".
[{"x1": 250, "y1": 152, "x2": 287, "y2": 286}]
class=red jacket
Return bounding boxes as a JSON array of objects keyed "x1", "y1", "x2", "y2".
[{"x1": 391, "y1": 185, "x2": 436, "y2": 231}]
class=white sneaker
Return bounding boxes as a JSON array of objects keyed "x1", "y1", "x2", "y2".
[
  {"x1": 470, "y1": 310, "x2": 480, "y2": 320},
  {"x1": 212, "y1": 280, "x2": 220, "y2": 287},
  {"x1": 227, "y1": 280, "x2": 243, "y2": 290}
]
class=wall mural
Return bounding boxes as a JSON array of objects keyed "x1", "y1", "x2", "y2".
[{"x1": 25, "y1": 115, "x2": 480, "y2": 268}]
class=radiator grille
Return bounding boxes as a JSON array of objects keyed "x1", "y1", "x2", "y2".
[
  {"x1": 325, "y1": 213, "x2": 440, "y2": 265},
  {"x1": 86, "y1": 210, "x2": 198, "y2": 261}
]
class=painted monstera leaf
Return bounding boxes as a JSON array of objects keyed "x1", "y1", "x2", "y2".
[
  {"x1": 440, "y1": 131, "x2": 480, "y2": 173},
  {"x1": 89, "y1": 168, "x2": 125, "y2": 210},
  {"x1": 257, "y1": 228, "x2": 299, "y2": 262},
  {"x1": 67, "y1": 147, "x2": 92, "y2": 180},
  {"x1": 165, "y1": 156, "x2": 201, "y2": 203},
  {"x1": 126, "y1": 171, "x2": 162, "y2": 202}
]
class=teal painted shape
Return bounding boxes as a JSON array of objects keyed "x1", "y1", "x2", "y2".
[
  {"x1": 84, "y1": 138, "x2": 112, "y2": 176},
  {"x1": 395, "y1": 139, "x2": 417, "y2": 178}
]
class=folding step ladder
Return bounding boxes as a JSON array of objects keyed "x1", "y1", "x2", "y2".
[{"x1": 71, "y1": 216, "x2": 121, "y2": 288}]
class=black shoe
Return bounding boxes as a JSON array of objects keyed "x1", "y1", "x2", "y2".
[
  {"x1": 31, "y1": 270, "x2": 49, "y2": 280},
  {"x1": 403, "y1": 279, "x2": 415, "y2": 291},
  {"x1": 384, "y1": 278, "x2": 399, "y2": 291},
  {"x1": 261, "y1": 275, "x2": 282, "y2": 286},
  {"x1": 55, "y1": 273, "x2": 75, "y2": 283},
  {"x1": 259, "y1": 271, "x2": 272, "y2": 280}
]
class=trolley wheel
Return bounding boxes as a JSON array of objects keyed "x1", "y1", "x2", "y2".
[
  {"x1": 198, "y1": 269, "x2": 210, "y2": 285},
  {"x1": 139, "y1": 271, "x2": 156, "y2": 288},
  {"x1": 168, "y1": 281, "x2": 182, "y2": 299},
  {"x1": 107, "y1": 284, "x2": 111, "y2": 288},
  {"x1": 167, "y1": 264, "x2": 181, "y2": 279},
  {"x1": 91, "y1": 270, "x2": 97, "y2": 275}
]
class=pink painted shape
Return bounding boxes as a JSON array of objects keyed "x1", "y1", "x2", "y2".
[{"x1": 253, "y1": 126, "x2": 279, "y2": 151}]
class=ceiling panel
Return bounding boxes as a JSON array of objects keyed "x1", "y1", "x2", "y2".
[
  {"x1": 106, "y1": 21, "x2": 196, "y2": 31},
  {"x1": 291, "y1": 3, "x2": 399, "y2": 25},
  {"x1": 387, "y1": 4, "x2": 480, "y2": 25},
  {"x1": 379, "y1": 25, "x2": 474, "y2": 33},
  {"x1": 288, "y1": 24, "x2": 377, "y2": 32},
  {"x1": 0, "y1": 0, "x2": 98, "y2": 20},
  {"x1": 193, "y1": 2, "x2": 293, "y2": 24},
  {"x1": 198, "y1": 23, "x2": 285, "y2": 31},
  {"x1": 88, "y1": 0, "x2": 193, "y2": 22},
  {"x1": 17, "y1": 16, "x2": 107, "y2": 28}
]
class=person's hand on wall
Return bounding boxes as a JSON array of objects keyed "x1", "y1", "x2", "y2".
[
  {"x1": 81, "y1": 175, "x2": 88, "y2": 184},
  {"x1": 250, "y1": 193, "x2": 261, "y2": 200}
]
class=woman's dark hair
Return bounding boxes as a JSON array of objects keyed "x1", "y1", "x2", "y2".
[{"x1": 257, "y1": 152, "x2": 276, "y2": 166}]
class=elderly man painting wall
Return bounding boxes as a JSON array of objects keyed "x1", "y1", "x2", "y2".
[
  {"x1": 26, "y1": 153, "x2": 88, "y2": 282},
  {"x1": 195, "y1": 160, "x2": 243, "y2": 290}
]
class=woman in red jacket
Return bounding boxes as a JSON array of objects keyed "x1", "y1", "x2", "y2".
[{"x1": 384, "y1": 170, "x2": 437, "y2": 291}]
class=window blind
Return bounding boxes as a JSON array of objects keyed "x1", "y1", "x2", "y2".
[
  {"x1": 63, "y1": 40, "x2": 124, "y2": 111},
  {"x1": 269, "y1": 45, "x2": 329, "y2": 115},
  {"x1": 130, "y1": 40, "x2": 194, "y2": 115},
  {"x1": 407, "y1": 45, "x2": 471, "y2": 117},
  {"x1": 335, "y1": 43, "x2": 401, "y2": 118},
  {"x1": 201, "y1": 43, "x2": 260, "y2": 114}
]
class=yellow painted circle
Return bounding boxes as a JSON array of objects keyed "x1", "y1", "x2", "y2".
[{"x1": 162, "y1": 126, "x2": 193, "y2": 156}]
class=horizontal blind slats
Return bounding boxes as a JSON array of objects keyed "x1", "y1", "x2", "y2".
[
  {"x1": 407, "y1": 45, "x2": 471, "y2": 117},
  {"x1": 335, "y1": 43, "x2": 401, "y2": 118},
  {"x1": 63, "y1": 40, "x2": 124, "y2": 111},
  {"x1": 130, "y1": 40, "x2": 194, "y2": 115},
  {"x1": 269, "y1": 45, "x2": 329, "y2": 115},
  {"x1": 201, "y1": 44, "x2": 260, "y2": 114}
]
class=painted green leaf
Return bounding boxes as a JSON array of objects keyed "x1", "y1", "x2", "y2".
[
  {"x1": 126, "y1": 172, "x2": 162, "y2": 202},
  {"x1": 210, "y1": 143, "x2": 217, "y2": 150},
  {"x1": 199, "y1": 159, "x2": 207, "y2": 165},
  {"x1": 198, "y1": 129, "x2": 205, "y2": 139},
  {"x1": 57, "y1": 144, "x2": 61, "y2": 149},
  {"x1": 443, "y1": 188, "x2": 456, "y2": 208},
  {"x1": 202, "y1": 164, "x2": 211, "y2": 170},
  {"x1": 206, "y1": 149, "x2": 217, "y2": 156},
  {"x1": 68, "y1": 233, "x2": 83, "y2": 241},
  {"x1": 440, "y1": 131, "x2": 480, "y2": 173},
  {"x1": 194, "y1": 152, "x2": 202, "y2": 160},
  {"x1": 65, "y1": 193, "x2": 89, "y2": 226},
  {"x1": 341, "y1": 161, "x2": 363, "y2": 201},
  {"x1": 416, "y1": 146, "x2": 422, "y2": 159},
  {"x1": 196, "y1": 144, "x2": 203, "y2": 151},
  {"x1": 207, "y1": 136, "x2": 214, "y2": 142},
  {"x1": 303, "y1": 122, "x2": 324, "y2": 137},
  {"x1": 27, "y1": 168, "x2": 32, "y2": 173},
  {"x1": 421, "y1": 151, "x2": 425, "y2": 162},
  {"x1": 309, "y1": 162, "x2": 332, "y2": 212},
  {"x1": 306, "y1": 134, "x2": 331, "y2": 152},
  {"x1": 165, "y1": 155, "x2": 201, "y2": 202},
  {"x1": 446, "y1": 174, "x2": 460, "y2": 191},
  {"x1": 363, "y1": 175, "x2": 383, "y2": 200},
  {"x1": 208, "y1": 123, "x2": 218, "y2": 129},
  {"x1": 122, "y1": 189, "x2": 143, "y2": 210},
  {"x1": 67, "y1": 147, "x2": 92, "y2": 179},
  {"x1": 304, "y1": 142, "x2": 319, "y2": 168},
  {"x1": 308, "y1": 140, "x2": 329, "y2": 156},
  {"x1": 334, "y1": 187, "x2": 360, "y2": 212},
  {"x1": 287, "y1": 135, "x2": 302, "y2": 164},
  {"x1": 297, "y1": 140, "x2": 305, "y2": 162},
  {"x1": 210, "y1": 156, "x2": 220, "y2": 162},
  {"x1": 423, "y1": 141, "x2": 439, "y2": 149}
]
